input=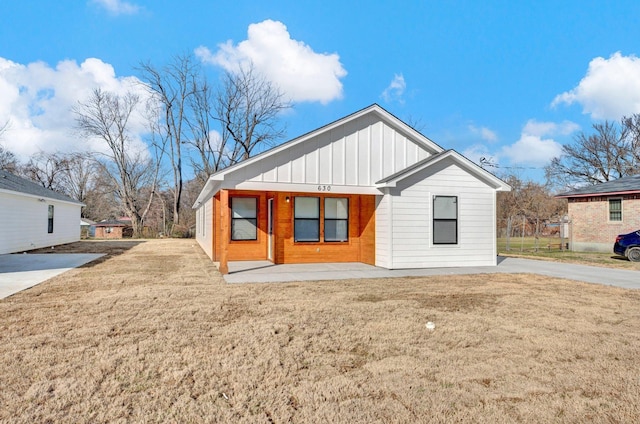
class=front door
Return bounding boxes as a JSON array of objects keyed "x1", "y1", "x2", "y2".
[{"x1": 267, "y1": 198, "x2": 274, "y2": 261}]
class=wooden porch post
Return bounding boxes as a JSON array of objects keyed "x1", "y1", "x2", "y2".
[{"x1": 219, "y1": 189, "x2": 229, "y2": 275}]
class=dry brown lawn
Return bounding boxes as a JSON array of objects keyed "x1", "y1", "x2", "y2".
[{"x1": 1, "y1": 239, "x2": 640, "y2": 423}]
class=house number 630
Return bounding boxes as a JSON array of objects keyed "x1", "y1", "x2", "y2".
[{"x1": 318, "y1": 185, "x2": 331, "y2": 192}]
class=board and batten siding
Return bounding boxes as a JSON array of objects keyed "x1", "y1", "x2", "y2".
[
  {"x1": 195, "y1": 198, "x2": 214, "y2": 260},
  {"x1": 377, "y1": 160, "x2": 497, "y2": 269},
  {"x1": 0, "y1": 191, "x2": 81, "y2": 254},
  {"x1": 229, "y1": 116, "x2": 432, "y2": 190}
]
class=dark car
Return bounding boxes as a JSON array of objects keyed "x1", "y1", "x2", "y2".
[{"x1": 614, "y1": 230, "x2": 640, "y2": 262}]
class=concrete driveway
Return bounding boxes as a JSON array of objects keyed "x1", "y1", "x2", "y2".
[
  {"x1": 0, "y1": 253, "x2": 104, "y2": 299},
  {"x1": 224, "y1": 257, "x2": 639, "y2": 288}
]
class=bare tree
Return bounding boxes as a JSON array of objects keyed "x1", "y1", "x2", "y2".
[
  {"x1": 187, "y1": 78, "x2": 227, "y2": 185},
  {"x1": 0, "y1": 120, "x2": 8, "y2": 138},
  {"x1": 0, "y1": 145, "x2": 19, "y2": 174},
  {"x1": 59, "y1": 152, "x2": 98, "y2": 204},
  {"x1": 216, "y1": 64, "x2": 289, "y2": 164},
  {"x1": 21, "y1": 151, "x2": 70, "y2": 192},
  {"x1": 138, "y1": 54, "x2": 198, "y2": 231},
  {"x1": 546, "y1": 117, "x2": 640, "y2": 189},
  {"x1": 73, "y1": 88, "x2": 159, "y2": 237},
  {"x1": 497, "y1": 173, "x2": 566, "y2": 251}
]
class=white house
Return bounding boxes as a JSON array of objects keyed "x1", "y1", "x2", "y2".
[
  {"x1": 193, "y1": 104, "x2": 511, "y2": 274},
  {"x1": 0, "y1": 170, "x2": 83, "y2": 254}
]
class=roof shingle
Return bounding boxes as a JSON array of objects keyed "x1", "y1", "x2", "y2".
[{"x1": 0, "y1": 169, "x2": 82, "y2": 204}]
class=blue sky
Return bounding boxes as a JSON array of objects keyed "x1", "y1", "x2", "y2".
[{"x1": 2, "y1": 0, "x2": 640, "y2": 182}]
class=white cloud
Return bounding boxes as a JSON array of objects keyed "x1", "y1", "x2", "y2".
[
  {"x1": 552, "y1": 52, "x2": 640, "y2": 119},
  {"x1": 501, "y1": 134, "x2": 562, "y2": 166},
  {"x1": 468, "y1": 124, "x2": 498, "y2": 142},
  {"x1": 500, "y1": 119, "x2": 578, "y2": 166},
  {"x1": 381, "y1": 74, "x2": 406, "y2": 104},
  {"x1": 522, "y1": 119, "x2": 580, "y2": 137},
  {"x1": 0, "y1": 57, "x2": 149, "y2": 160},
  {"x1": 195, "y1": 20, "x2": 347, "y2": 104},
  {"x1": 90, "y1": 0, "x2": 140, "y2": 15}
]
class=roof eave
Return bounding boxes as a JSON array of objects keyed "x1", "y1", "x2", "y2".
[{"x1": 556, "y1": 189, "x2": 640, "y2": 198}]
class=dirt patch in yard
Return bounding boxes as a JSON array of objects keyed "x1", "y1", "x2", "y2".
[
  {"x1": 26, "y1": 240, "x2": 147, "y2": 266},
  {"x1": 2, "y1": 239, "x2": 640, "y2": 423}
]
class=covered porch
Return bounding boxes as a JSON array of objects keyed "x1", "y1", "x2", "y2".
[{"x1": 213, "y1": 189, "x2": 376, "y2": 274}]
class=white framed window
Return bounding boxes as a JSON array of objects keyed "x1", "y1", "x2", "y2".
[
  {"x1": 231, "y1": 197, "x2": 257, "y2": 241},
  {"x1": 324, "y1": 198, "x2": 349, "y2": 242},
  {"x1": 294, "y1": 197, "x2": 320, "y2": 242},
  {"x1": 609, "y1": 198, "x2": 622, "y2": 222},
  {"x1": 433, "y1": 195, "x2": 457, "y2": 244}
]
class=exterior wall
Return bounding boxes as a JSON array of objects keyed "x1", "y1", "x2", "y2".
[
  {"x1": 94, "y1": 226, "x2": 125, "y2": 239},
  {"x1": 274, "y1": 192, "x2": 375, "y2": 264},
  {"x1": 214, "y1": 191, "x2": 270, "y2": 262},
  {"x1": 0, "y1": 191, "x2": 81, "y2": 254},
  {"x1": 568, "y1": 194, "x2": 640, "y2": 252},
  {"x1": 229, "y1": 116, "x2": 432, "y2": 190},
  {"x1": 383, "y1": 159, "x2": 497, "y2": 269},
  {"x1": 212, "y1": 190, "x2": 376, "y2": 265},
  {"x1": 375, "y1": 192, "x2": 391, "y2": 268},
  {"x1": 195, "y1": 198, "x2": 214, "y2": 260}
]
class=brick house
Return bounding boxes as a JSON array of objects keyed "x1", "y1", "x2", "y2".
[
  {"x1": 556, "y1": 175, "x2": 640, "y2": 252},
  {"x1": 91, "y1": 219, "x2": 133, "y2": 239}
]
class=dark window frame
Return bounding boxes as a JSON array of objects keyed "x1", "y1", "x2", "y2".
[
  {"x1": 433, "y1": 195, "x2": 458, "y2": 245},
  {"x1": 230, "y1": 197, "x2": 258, "y2": 241},
  {"x1": 294, "y1": 196, "x2": 320, "y2": 242},
  {"x1": 47, "y1": 204, "x2": 54, "y2": 234},
  {"x1": 324, "y1": 197, "x2": 349, "y2": 242},
  {"x1": 609, "y1": 198, "x2": 622, "y2": 222}
]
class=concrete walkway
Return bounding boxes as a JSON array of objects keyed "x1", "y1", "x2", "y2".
[
  {"x1": 224, "y1": 257, "x2": 639, "y2": 288},
  {"x1": 0, "y1": 253, "x2": 104, "y2": 299}
]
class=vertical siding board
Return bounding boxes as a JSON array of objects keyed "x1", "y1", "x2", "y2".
[
  {"x1": 318, "y1": 136, "x2": 332, "y2": 184},
  {"x1": 370, "y1": 122, "x2": 382, "y2": 184},
  {"x1": 345, "y1": 129, "x2": 358, "y2": 185},
  {"x1": 332, "y1": 134, "x2": 345, "y2": 185},
  {"x1": 357, "y1": 126, "x2": 370, "y2": 186}
]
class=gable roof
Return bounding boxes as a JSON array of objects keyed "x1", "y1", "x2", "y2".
[
  {"x1": 0, "y1": 170, "x2": 82, "y2": 205},
  {"x1": 193, "y1": 104, "x2": 510, "y2": 207},
  {"x1": 556, "y1": 174, "x2": 640, "y2": 198},
  {"x1": 376, "y1": 149, "x2": 511, "y2": 191}
]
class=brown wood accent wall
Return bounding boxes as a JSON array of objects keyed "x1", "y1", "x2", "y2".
[
  {"x1": 273, "y1": 192, "x2": 376, "y2": 265},
  {"x1": 213, "y1": 190, "x2": 376, "y2": 265},
  {"x1": 213, "y1": 190, "x2": 269, "y2": 262}
]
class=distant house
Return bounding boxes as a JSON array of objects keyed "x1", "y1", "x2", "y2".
[
  {"x1": 193, "y1": 104, "x2": 511, "y2": 274},
  {"x1": 91, "y1": 219, "x2": 133, "y2": 239},
  {"x1": 0, "y1": 170, "x2": 83, "y2": 254},
  {"x1": 556, "y1": 174, "x2": 640, "y2": 252}
]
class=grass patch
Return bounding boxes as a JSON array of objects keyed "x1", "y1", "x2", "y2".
[{"x1": 1, "y1": 239, "x2": 640, "y2": 422}]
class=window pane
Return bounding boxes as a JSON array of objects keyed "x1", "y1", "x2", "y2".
[
  {"x1": 294, "y1": 219, "x2": 319, "y2": 242},
  {"x1": 48, "y1": 205, "x2": 54, "y2": 233},
  {"x1": 232, "y1": 198, "x2": 257, "y2": 218},
  {"x1": 325, "y1": 198, "x2": 348, "y2": 219},
  {"x1": 434, "y1": 196, "x2": 457, "y2": 219},
  {"x1": 325, "y1": 220, "x2": 348, "y2": 241},
  {"x1": 434, "y1": 220, "x2": 457, "y2": 244},
  {"x1": 232, "y1": 218, "x2": 257, "y2": 240},
  {"x1": 295, "y1": 197, "x2": 319, "y2": 218},
  {"x1": 609, "y1": 199, "x2": 622, "y2": 221}
]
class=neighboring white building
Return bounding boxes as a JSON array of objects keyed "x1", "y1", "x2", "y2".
[
  {"x1": 0, "y1": 170, "x2": 83, "y2": 254},
  {"x1": 193, "y1": 104, "x2": 511, "y2": 274}
]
